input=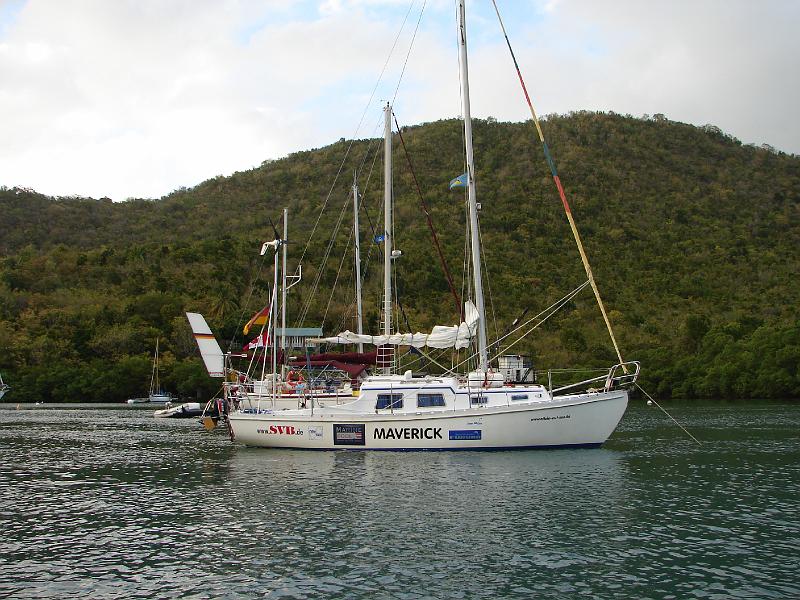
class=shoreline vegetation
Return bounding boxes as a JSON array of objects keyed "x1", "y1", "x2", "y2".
[{"x1": 1, "y1": 112, "x2": 798, "y2": 403}]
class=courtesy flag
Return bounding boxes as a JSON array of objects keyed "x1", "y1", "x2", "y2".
[
  {"x1": 449, "y1": 173, "x2": 468, "y2": 190},
  {"x1": 243, "y1": 332, "x2": 270, "y2": 350}
]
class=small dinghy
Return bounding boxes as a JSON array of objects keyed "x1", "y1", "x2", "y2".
[{"x1": 153, "y1": 402, "x2": 203, "y2": 419}]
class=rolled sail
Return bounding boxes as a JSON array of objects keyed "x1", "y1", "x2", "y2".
[{"x1": 311, "y1": 302, "x2": 479, "y2": 349}]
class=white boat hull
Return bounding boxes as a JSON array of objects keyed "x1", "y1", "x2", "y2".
[
  {"x1": 154, "y1": 402, "x2": 203, "y2": 418},
  {"x1": 148, "y1": 393, "x2": 173, "y2": 404},
  {"x1": 228, "y1": 390, "x2": 628, "y2": 450}
]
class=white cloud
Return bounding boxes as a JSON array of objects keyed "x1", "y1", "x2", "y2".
[{"x1": 0, "y1": 0, "x2": 797, "y2": 200}]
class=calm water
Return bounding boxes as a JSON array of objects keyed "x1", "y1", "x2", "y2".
[{"x1": 0, "y1": 402, "x2": 798, "y2": 599}]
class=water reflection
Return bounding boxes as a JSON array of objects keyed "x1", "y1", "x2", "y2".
[{"x1": 0, "y1": 403, "x2": 798, "y2": 598}]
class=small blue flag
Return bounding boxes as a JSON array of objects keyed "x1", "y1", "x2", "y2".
[
  {"x1": 374, "y1": 234, "x2": 385, "y2": 243},
  {"x1": 449, "y1": 173, "x2": 468, "y2": 190}
]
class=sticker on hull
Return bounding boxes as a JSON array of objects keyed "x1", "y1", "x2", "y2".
[
  {"x1": 530, "y1": 414, "x2": 571, "y2": 422},
  {"x1": 334, "y1": 424, "x2": 365, "y2": 446},
  {"x1": 257, "y1": 425, "x2": 303, "y2": 436},
  {"x1": 449, "y1": 429, "x2": 482, "y2": 441}
]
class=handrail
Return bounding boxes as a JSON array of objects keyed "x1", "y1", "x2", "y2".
[
  {"x1": 603, "y1": 361, "x2": 640, "y2": 392},
  {"x1": 550, "y1": 361, "x2": 640, "y2": 395}
]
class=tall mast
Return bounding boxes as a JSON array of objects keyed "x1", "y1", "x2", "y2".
[
  {"x1": 353, "y1": 172, "x2": 364, "y2": 354},
  {"x1": 457, "y1": 0, "x2": 488, "y2": 372},
  {"x1": 281, "y1": 207, "x2": 288, "y2": 376},
  {"x1": 152, "y1": 337, "x2": 159, "y2": 393},
  {"x1": 271, "y1": 249, "x2": 279, "y2": 405},
  {"x1": 382, "y1": 102, "x2": 393, "y2": 375}
]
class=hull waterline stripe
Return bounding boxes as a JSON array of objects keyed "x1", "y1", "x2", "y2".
[{"x1": 228, "y1": 443, "x2": 604, "y2": 452}]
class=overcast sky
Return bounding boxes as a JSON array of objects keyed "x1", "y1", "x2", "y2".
[{"x1": 1, "y1": 0, "x2": 798, "y2": 201}]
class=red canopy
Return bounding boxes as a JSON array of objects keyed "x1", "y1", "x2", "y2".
[{"x1": 288, "y1": 359, "x2": 370, "y2": 379}]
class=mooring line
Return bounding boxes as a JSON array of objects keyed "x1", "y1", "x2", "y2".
[{"x1": 635, "y1": 384, "x2": 702, "y2": 445}]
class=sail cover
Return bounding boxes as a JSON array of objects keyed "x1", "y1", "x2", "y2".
[
  {"x1": 311, "y1": 302, "x2": 479, "y2": 349},
  {"x1": 186, "y1": 312, "x2": 225, "y2": 377}
]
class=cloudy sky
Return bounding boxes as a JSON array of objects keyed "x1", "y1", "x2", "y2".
[{"x1": 1, "y1": 0, "x2": 798, "y2": 201}]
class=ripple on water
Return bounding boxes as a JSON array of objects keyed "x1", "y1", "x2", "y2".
[{"x1": 0, "y1": 403, "x2": 798, "y2": 599}]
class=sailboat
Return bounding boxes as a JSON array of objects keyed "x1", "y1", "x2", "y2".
[
  {"x1": 186, "y1": 208, "x2": 366, "y2": 414},
  {"x1": 148, "y1": 338, "x2": 173, "y2": 403},
  {"x1": 127, "y1": 339, "x2": 173, "y2": 404},
  {"x1": 217, "y1": 0, "x2": 640, "y2": 450},
  {"x1": 0, "y1": 372, "x2": 9, "y2": 401}
]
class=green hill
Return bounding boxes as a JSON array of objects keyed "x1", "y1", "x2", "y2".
[{"x1": 1, "y1": 111, "x2": 798, "y2": 402}]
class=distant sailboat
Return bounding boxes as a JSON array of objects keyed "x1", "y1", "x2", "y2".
[
  {"x1": 186, "y1": 209, "x2": 365, "y2": 414},
  {"x1": 128, "y1": 339, "x2": 173, "y2": 404},
  {"x1": 148, "y1": 338, "x2": 172, "y2": 404}
]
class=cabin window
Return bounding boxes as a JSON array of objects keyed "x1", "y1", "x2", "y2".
[
  {"x1": 511, "y1": 394, "x2": 529, "y2": 401},
  {"x1": 376, "y1": 394, "x2": 403, "y2": 410},
  {"x1": 470, "y1": 395, "x2": 488, "y2": 405},
  {"x1": 417, "y1": 393, "x2": 446, "y2": 408}
]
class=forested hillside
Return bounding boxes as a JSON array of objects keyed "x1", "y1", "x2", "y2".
[{"x1": 1, "y1": 111, "x2": 798, "y2": 402}]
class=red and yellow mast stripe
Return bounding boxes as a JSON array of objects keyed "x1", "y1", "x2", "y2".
[{"x1": 490, "y1": 0, "x2": 626, "y2": 369}]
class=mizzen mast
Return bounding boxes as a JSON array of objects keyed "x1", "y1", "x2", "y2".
[{"x1": 352, "y1": 172, "x2": 364, "y2": 354}]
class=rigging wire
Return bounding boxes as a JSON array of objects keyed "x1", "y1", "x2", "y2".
[
  {"x1": 296, "y1": 111, "x2": 385, "y2": 329},
  {"x1": 294, "y1": 0, "x2": 418, "y2": 276},
  {"x1": 489, "y1": 281, "x2": 591, "y2": 361},
  {"x1": 321, "y1": 206, "x2": 356, "y2": 329},
  {"x1": 391, "y1": 0, "x2": 428, "y2": 106},
  {"x1": 488, "y1": 1, "x2": 701, "y2": 444},
  {"x1": 477, "y1": 216, "x2": 499, "y2": 348},
  {"x1": 296, "y1": 188, "x2": 352, "y2": 327},
  {"x1": 333, "y1": 136, "x2": 386, "y2": 334},
  {"x1": 446, "y1": 280, "x2": 590, "y2": 376},
  {"x1": 393, "y1": 112, "x2": 462, "y2": 319},
  {"x1": 227, "y1": 249, "x2": 270, "y2": 352},
  {"x1": 489, "y1": 0, "x2": 626, "y2": 372}
]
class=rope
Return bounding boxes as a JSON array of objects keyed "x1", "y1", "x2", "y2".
[
  {"x1": 489, "y1": 281, "x2": 590, "y2": 362},
  {"x1": 490, "y1": 0, "x2": 627, "y2": 373},
  {"x1": 636, "y1": 384, "x2": 702, "y2": 445},
  {"x1": 393, "y1": 113, "x2": 462, "y2": 319}
]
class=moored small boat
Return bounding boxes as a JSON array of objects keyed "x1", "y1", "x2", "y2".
[{"x1": 154, "y1": 402, "x2": 203, "y2": 419}]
